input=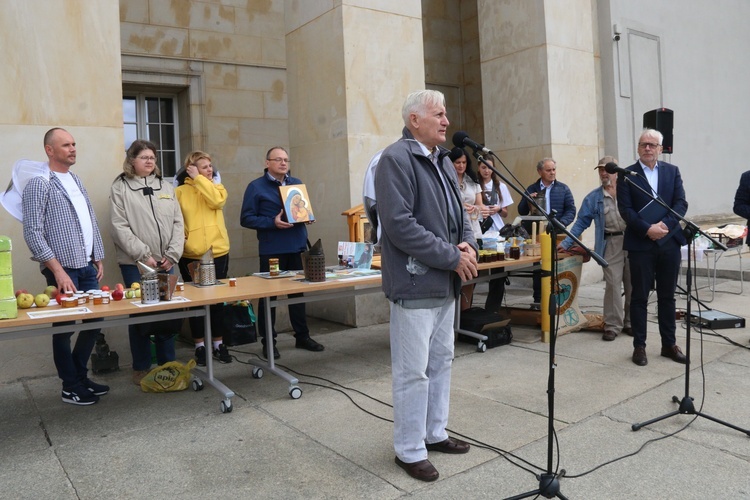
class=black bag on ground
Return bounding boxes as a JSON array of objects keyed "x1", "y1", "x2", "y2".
[
  {"x1": 458, "y1": 306, "x2": 512, "y2": 348},
  {"x1": 216, "y1": 301, "x2": 257, "y2": 346}
]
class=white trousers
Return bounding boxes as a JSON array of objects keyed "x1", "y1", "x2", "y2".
[{"x1": 390, "y1": 299, "x2": 455, "y2": 463}]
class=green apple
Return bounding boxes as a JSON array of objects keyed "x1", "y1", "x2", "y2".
[
  {"x1": 125, "y1": 289, "x2": 135, "y2": 299},
  {"x1": 43, "y1": 285, "x2": 58, "y2": 299},
  {"x1": 34, "y1": 293, "x2": 51, "y2": 308},
  {"x1": 134, "y1": 289, "x2": 141, "y2": 298},
  {"x1": 17, "y1": 293, "x2": 34, "y2": 309}
]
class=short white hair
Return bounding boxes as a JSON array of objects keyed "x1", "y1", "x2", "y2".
[
  {"x1": 402, "y1": 90, "x2": 445, "y2": 126},
  {"x1": 639, "y1": 128, "x2": 664, "y2": 145}
]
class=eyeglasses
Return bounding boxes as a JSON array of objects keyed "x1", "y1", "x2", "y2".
[
  {"x1": 638, "y1": 142, "x2": 661, "y2": 149},
  {"x1": 267, "y1": 157, "x2": 290, "y2": 164},
  {"x1": 137, "y1": 156, "x2": 157, "y2": 162}
]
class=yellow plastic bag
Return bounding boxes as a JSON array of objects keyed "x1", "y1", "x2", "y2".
[{"x1": 140, "y1": 359, "x2": 196, "y2": 393}]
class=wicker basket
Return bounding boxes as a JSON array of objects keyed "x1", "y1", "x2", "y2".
[{"x1": 302, "y1": 252, "x2": 326, "y2": 282}]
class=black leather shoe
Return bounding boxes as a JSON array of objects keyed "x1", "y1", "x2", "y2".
[
  {"x1": 632, "y1": 346, "x2": 648, "y2": 366},
  {"x1": 602, "y1": 330, "x2": 617, "y2": 341},
  {"x1": 426, "y1": 437, "x2": 470, "y2": 454},
  {"x1": 295, "y1": 337, "x2": 324, "y2": 352},
  {"x1": 260, "y1": 345, "x2": 280, "y2": 360},
  {"x1": 661, "y1": 345, "x2": 687, "y2": 364},
  {"x1": 395, "y1": 457, "x2": 439, "y2": 482}
]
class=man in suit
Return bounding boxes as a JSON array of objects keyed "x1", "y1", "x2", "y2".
[
  {"x1": 732, "y1": 170, "x2": 750, "y2": 247},
  {"x1": 617, "y1": 129, "x2": 688, "y2": 366},
  {"x1": 518, "y1": 158, "x2": 576, "y2": 308}
]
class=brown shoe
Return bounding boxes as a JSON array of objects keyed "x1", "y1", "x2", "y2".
[
  {"x1": 632, "y1": 346, "x2": 648, "y2": 366},
  {"x1": 622, "y1": 327, "x2": 633, "y2": 336},
  {"x1": 132, "y1": 369, "x2": 149, "y2": 386},
  {"x1": 602, "y1": 330, "x2": 617, "y2": 341},
  {"x1": 425, "y1": 437, "x2": 470, "y2": 454},
  {"x1": 661, "y1": 345, "x2": 687, "y2": 364},
  {"x1": 395, "y1": 457, "x2": 439, "y2": 482}
]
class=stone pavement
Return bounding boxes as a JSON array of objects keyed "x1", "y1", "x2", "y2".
[{"x1": 1, "y1": 247, "x2": 748, "y2": 499}]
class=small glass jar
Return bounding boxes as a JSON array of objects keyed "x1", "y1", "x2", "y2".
[
  {"x1": 101, "y1": 293, "x2": 110, "y2": 304},
  {"x1": 62, "y1": 297, "x2": 77, "y2": 308},
  {"x1": 92, "y1": 293, "x2": 103, "y2": 305},
  {"x1": 229, "y1": 278, "x2": 237, "y2": 287},
  {"x1": 269, "y1": 258, "x2": 280, "y2": 277}
]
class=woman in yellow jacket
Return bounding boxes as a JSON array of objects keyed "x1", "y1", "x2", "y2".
[{"x1": 175, "y1": 150, "x2": 232, "y2": 366}]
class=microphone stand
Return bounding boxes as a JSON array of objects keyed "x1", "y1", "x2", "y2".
[
  {"x1": 620, "y1": 176, "x2": 750, "y2": 436},
  {"x1": 471, "y1": 150, "x2": 606, "y2": 499}
]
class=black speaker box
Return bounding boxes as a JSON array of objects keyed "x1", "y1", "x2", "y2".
[{"x1": 643, "y1": 108, "x2": 674, "y2": 153}]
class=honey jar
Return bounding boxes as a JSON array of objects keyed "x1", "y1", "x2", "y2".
[{"x1": 269, "y1": 258, "x2": 280, "y2": 277}]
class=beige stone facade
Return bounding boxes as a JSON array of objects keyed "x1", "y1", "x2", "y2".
[{"x1": 2, "y1": 0, "x2": 748, "y2": 380}]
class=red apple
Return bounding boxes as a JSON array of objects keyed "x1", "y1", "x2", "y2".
[
  {"x1": 115, "y1": 283, "x2": 125, "y2": 292},
  {"x1": 55, "y1": 293, "x2": 64, "y2": 305},
  {"x1": 111, "y1": 289, "x2": 124, "y2": 301},
  {"x1": 15, "y1": 289, "x2": 28, "y2": 298},
  {"x1": 101, "y1": 285, "x2": 110, "y2": 292}
]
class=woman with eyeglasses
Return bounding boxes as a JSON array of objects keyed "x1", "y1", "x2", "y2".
[
  {"x1": 175, "y1": 150, "x2": 232, "y2": 366},
  {"x1": 110, "y1": 139, "x2": 184, "y2": 386}
]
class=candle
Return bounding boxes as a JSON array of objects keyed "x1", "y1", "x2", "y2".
[{"x1": 531, "y1": 222, "x2": 537, "y2": 244}]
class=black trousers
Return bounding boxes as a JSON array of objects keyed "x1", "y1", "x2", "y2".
[
  {"x1": 257, "y1": 253, "x2": 310, "y2": 344},
  {"x1": 178, "y1": 254, "x2": 229, "y2": 341},
  {"x1": 628, "y1": 239, "x2": 680, "y2": 348},
  {"x1": 485, "y1": 269, "x2": 508, "y2": 314}
]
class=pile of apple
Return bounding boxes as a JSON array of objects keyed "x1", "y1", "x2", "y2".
[
  {"x1": 103, "y1": 282, "x2": 141, "y2": 301},
  {"x1": 15, "y1": 282, "x2": 144, "y2": 309},
  {"x1": 15, "y1": 285, "x2": 58, "y2": 309}
]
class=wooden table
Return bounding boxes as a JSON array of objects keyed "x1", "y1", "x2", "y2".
[{"x1": 0, "y1": 261, "x2": 540, "y2": 405}]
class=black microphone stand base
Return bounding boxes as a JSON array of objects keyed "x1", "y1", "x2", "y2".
[
  {"x1": 632, "y1": 395, "x2": 750, "y2": 436},
  {"x1": 505, "y1": 473, "x2": 568, "y2": 500},
  {"x1": 632, "y1": 225, "x2": 750, "y2": 438}
]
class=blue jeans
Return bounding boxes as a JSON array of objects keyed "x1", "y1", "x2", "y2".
[
  {"x1": 120, "y1": 265, "x2": 177, "y2": 370},
  {"x1": 42, "y1": 263, "x2": 101, "y2": 389}
]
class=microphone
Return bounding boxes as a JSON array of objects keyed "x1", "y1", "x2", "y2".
[
  {"x1": 452, "y1": 131, "x2": 492, "y2": 155},
  {"x1": 604, "y1": 162, "x2": 637, "y2": 176}
]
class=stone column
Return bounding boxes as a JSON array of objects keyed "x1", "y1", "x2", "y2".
[
  {"x1": 0, "y1": 0, "x2": 124, "y2": 379},
  {"x1": 478, "y1": 0, "x2": 600, "y2": 222},
  {"x1": 284, "y1": 2, "x2": 425, "y2": 326}
]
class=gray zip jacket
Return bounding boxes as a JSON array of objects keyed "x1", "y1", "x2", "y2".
[
  {"x1": 374, "y1": 128, "x2": 477, "y2": 304},
  {"x1": 110, "y1": 173, "x2": 184, "y2": 266}
]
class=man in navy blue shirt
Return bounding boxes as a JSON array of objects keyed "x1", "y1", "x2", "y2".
[
  {"x1": 518, "y1": 158, "x2": 576, "y2": 307},
  {"x1": 240, "y1": 147, "x2": 324, "y2": 360}
]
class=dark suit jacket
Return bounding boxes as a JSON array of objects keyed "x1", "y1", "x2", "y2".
[
  {"x1": 617, "y1": 160, "x2": 688, "y2": 252},
  {"x1": 732, "y1": 170, "x2": 750, "y2": 246}
]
